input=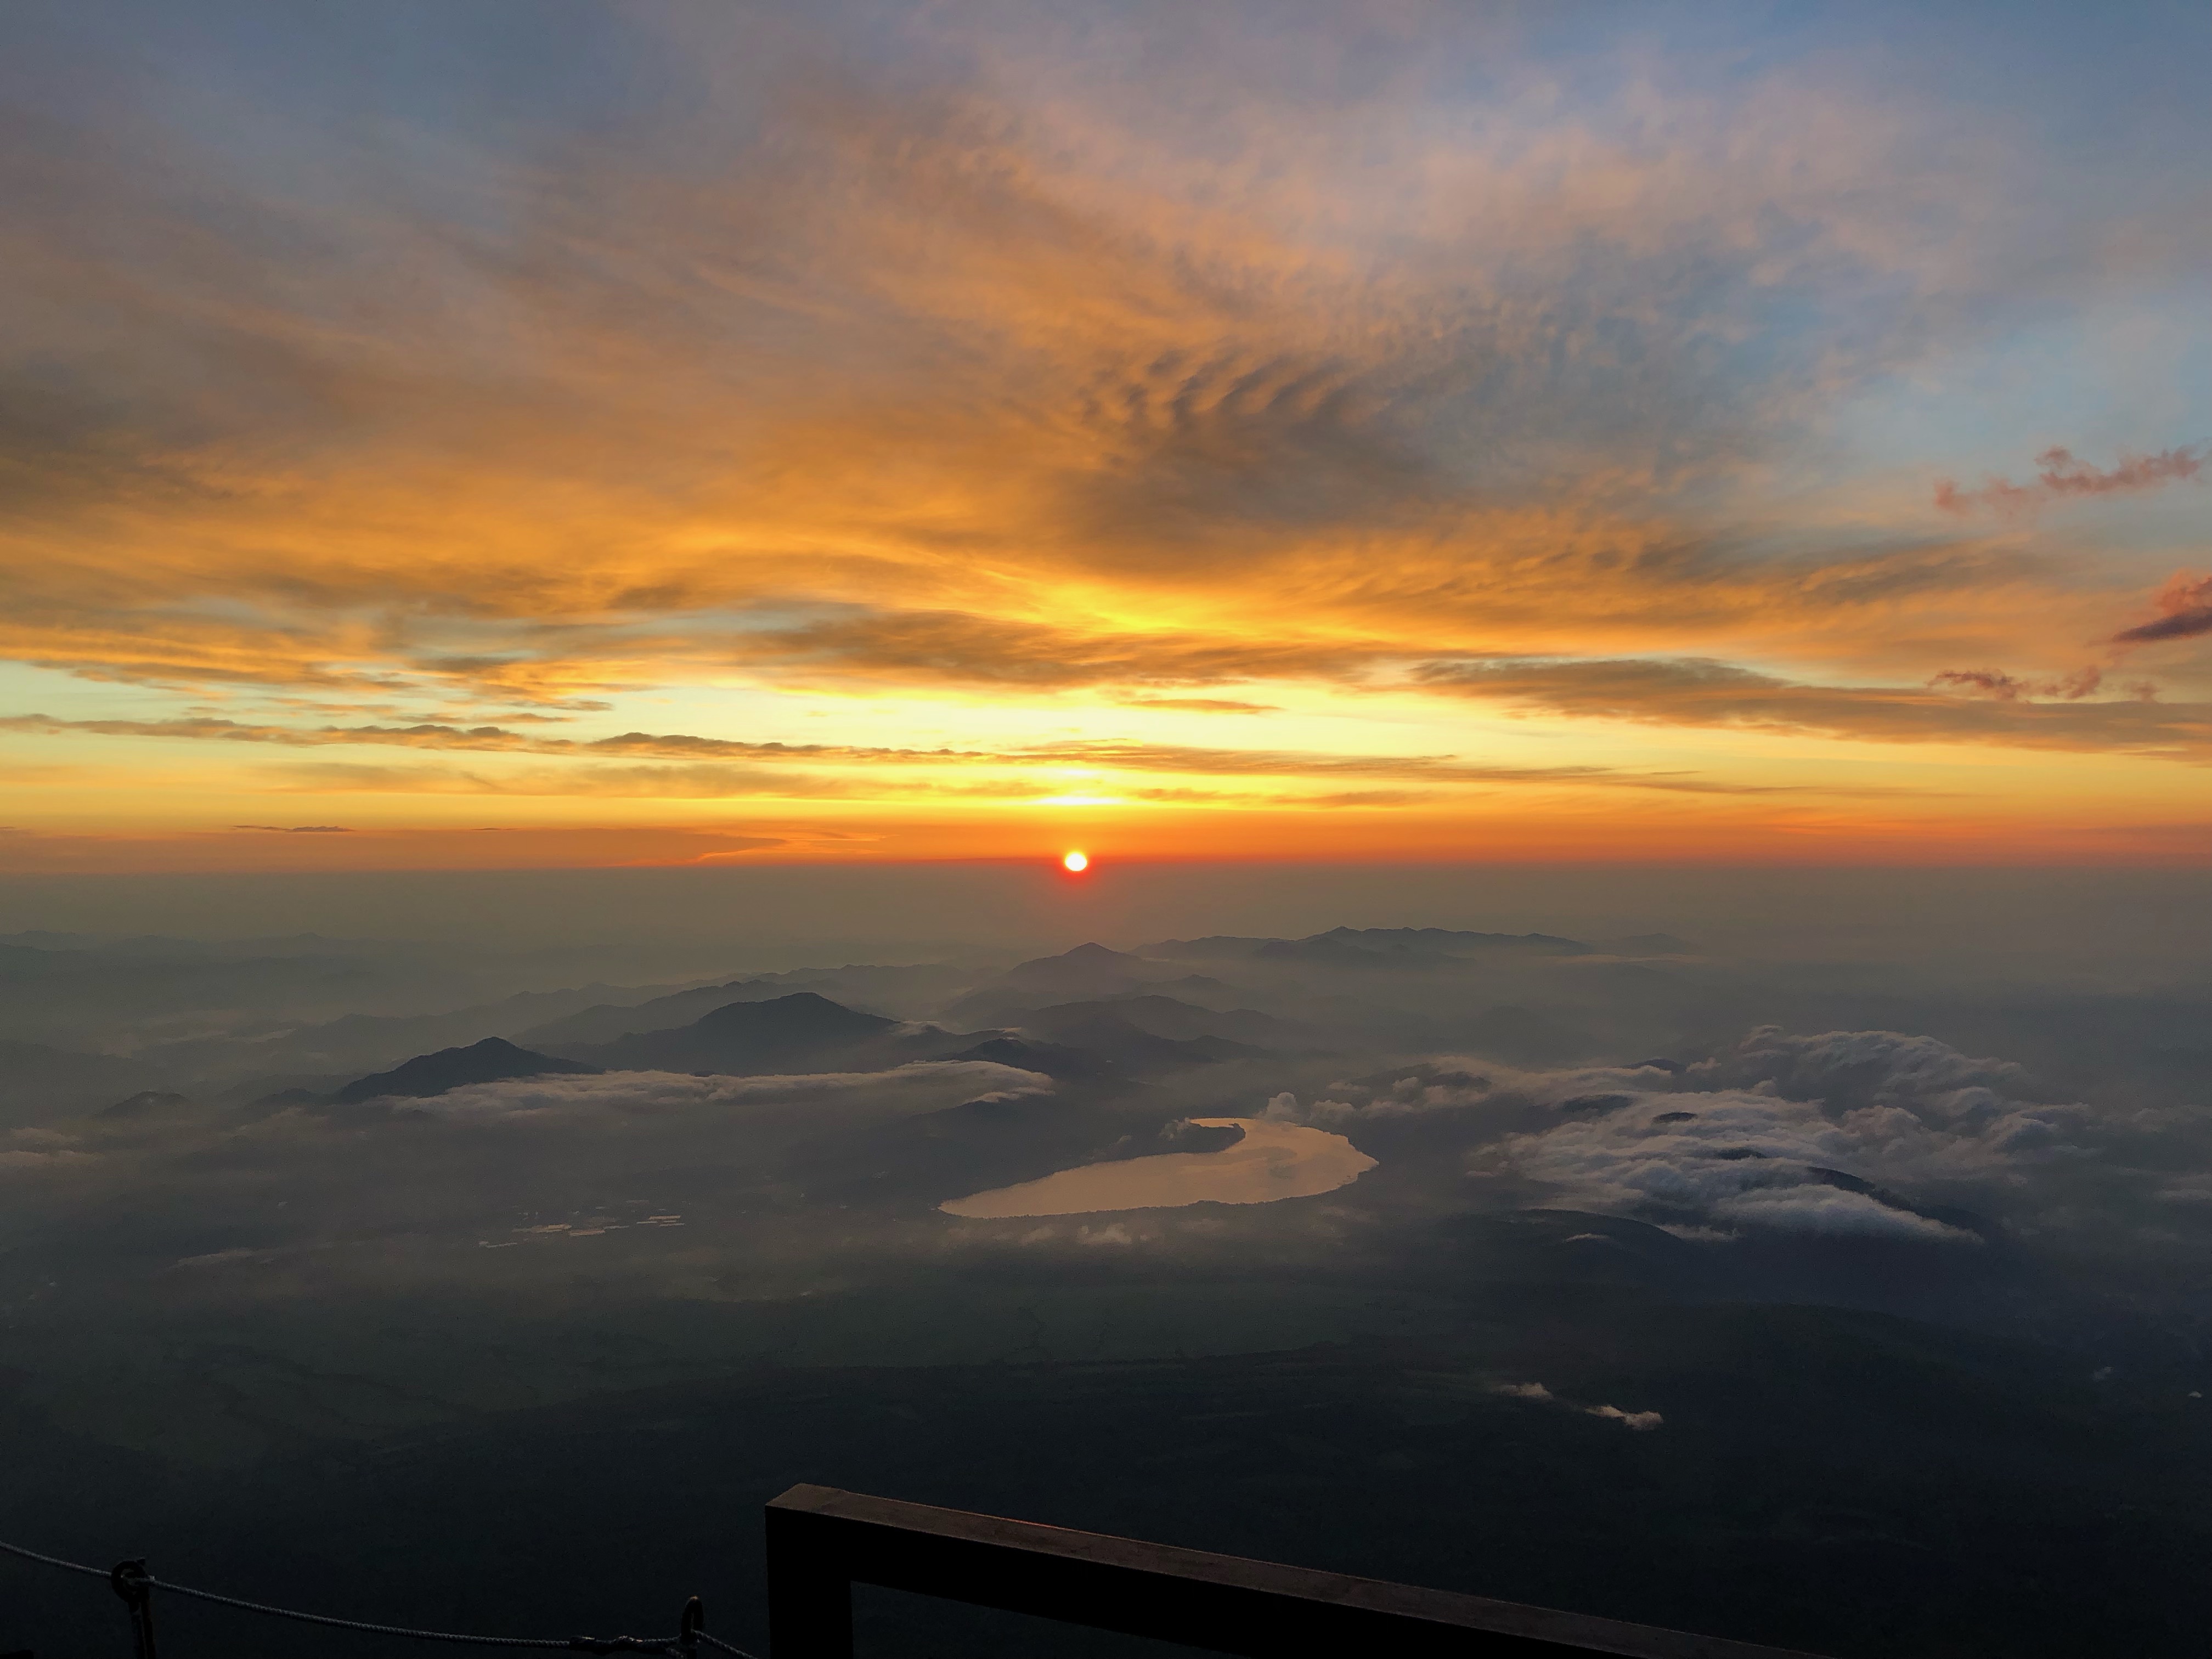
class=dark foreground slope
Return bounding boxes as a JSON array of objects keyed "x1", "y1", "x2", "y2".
[{"x1": 3, "y1": 1289, "x2": 2204, "y2": 1659}]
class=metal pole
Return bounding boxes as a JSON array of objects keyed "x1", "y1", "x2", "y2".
[
  {"x1": 108, "y1": 1559, "x2": 157, "y2": 1659},
  {"x1": 764, "y1": 1505, "x2": 854, "y2": 1659},
  {"x1": 679, "y1": 1594, "x2": 704, "y2": 1657}
]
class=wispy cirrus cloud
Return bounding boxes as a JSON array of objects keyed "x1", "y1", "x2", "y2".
[
  {"x1": 1114, "y1": 696, "x2": 1280, "y2": 714},
  {"x1": 0, "y1": 713, "x2": 945, "y2": 763},
  {"x1": 0, "y1": 712, "x2": 1850, "y2": 797}
]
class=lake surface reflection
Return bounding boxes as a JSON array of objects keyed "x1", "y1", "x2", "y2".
[{"x1": 940, "y1": 1116, "x2": 1376, "y2": 1218}]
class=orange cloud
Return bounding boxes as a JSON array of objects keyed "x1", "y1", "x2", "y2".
[
  {"x1": 0, "y1": 47, "x2": 2153, "y2": 719},
  {"x1": 3, "y1": 12, "x2": 2208, "y2": 867}
]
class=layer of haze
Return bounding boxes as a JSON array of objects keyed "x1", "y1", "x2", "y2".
[{"x1": 4, "y1": 863, "x2": 2210, "y2": 990}]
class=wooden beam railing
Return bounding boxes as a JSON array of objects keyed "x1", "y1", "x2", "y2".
[{"x1": 764, "y1": 1485, "x2": 1830, "y2": 1658}]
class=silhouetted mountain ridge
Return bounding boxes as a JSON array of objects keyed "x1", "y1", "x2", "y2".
[
  {"x1": 333, "y1": 1038, "x2": 600, "y2": 1104},
  {"x1": 557, "y1": 991, "x2": 976, "y2": 1076}
]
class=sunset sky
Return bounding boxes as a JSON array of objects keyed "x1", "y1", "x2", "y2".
[{"x1": 3, "y1": 0, "x2": 2208, "y2": 872}]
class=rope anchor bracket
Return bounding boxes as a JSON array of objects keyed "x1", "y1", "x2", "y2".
[{"x1": 109, "y1": 1558, "x2": 158, "y2": 1659}]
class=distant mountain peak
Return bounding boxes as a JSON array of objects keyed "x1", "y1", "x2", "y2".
[
  {"x1": 557, "y1": 990, "x2": 947, "y2": 1077},
  {"x1": 693, "y1": 991, "x2": 893, "y2": 1032},
  {"x1": 1306, "y1": 926, "x2": 1590, "y2": 953},
  {"x1": 988, "y1": 943, "x2": 1160, "y2": 998},
  {"x1": 334, "y1": 1036, "x2": 600, "y2": 1104},
  {"x1": 101, "y1": 1090, "x2": 195, "y2": 1118}
]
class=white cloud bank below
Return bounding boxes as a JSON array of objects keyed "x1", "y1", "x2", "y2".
[
  {"x1": 381, "y1": 1060, "x2": 1052, "y2": 1123},
  {"x1": 1262, "y1": 1027, "x2": 2138, "y2": 1244}
]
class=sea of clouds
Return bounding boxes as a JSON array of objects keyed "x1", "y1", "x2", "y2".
[{"x1": 1265, "y1": 1026, "x2": 2208, "y2": 1248}]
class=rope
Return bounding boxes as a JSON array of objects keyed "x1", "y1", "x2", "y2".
[
  {"x1": 0, "y1": 1534, "x2": 766, "y2": 1655},
  {"x1": 142, "y1": 1577, "x2": 620, "y2": 1649},
  {"x1": 696, "y1": 1633, "x2": 761, "y2": 1657},
  {"x1": 0, "y1": 1538, "x2": 111, "y2": 1579}
]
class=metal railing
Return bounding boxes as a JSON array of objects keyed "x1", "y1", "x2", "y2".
[
  {"x1": 9, "y1": 1488, "x2": 1835, "y2": 1657},
  {"x1": 764, "y1": 1485, "x2": 1832, "y2": 1658}
]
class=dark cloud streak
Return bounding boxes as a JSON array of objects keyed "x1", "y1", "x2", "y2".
[
  {"x1": 2113, "y1": 573, "x2": 2212, "y2": 645},
  {"x1": 1936, "y1": 445, "x2": 2205, "y2": 517},
  {"x1": 1416, "y1": 657, "x2": 2212, "y2": 761},
  {"x1": 0, "y1": 711, "x2": 1878, "y2": 798}
]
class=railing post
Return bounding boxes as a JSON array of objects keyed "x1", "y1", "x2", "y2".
[
  {"x1": 764, "y1": 1504, "x2": 854, "y2": 1659},
  {"x1": 109, "y1": 1559, "x2": 157, "y2": 1659},
  {"x1": 678, "y1": 1594, "x2": 703, "y2": 1657}
]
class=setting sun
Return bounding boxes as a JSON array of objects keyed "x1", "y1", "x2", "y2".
[{"x1": 1062, "y1": 851, "x2": 1089, "y2": 872}]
